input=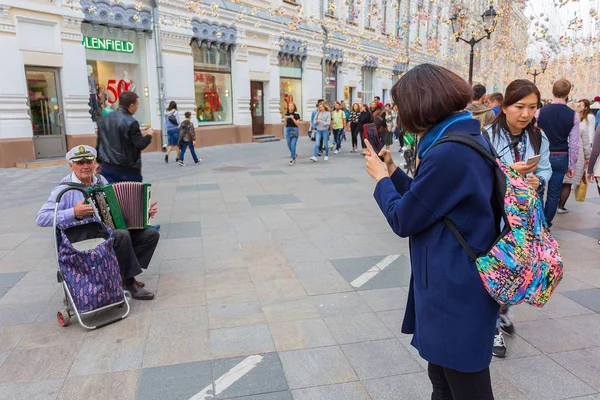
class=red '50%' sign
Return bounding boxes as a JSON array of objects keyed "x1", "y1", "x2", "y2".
[{"x1": 107, "y1": 79, "x2": 133, "y2": 104}]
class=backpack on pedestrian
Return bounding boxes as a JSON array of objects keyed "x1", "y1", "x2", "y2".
[{"x1": 431, "y1": 131, "x2": 564, "y2": 307}]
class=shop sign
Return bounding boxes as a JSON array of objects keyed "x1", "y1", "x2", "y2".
[{"x1": 82, "y1": 36, "x2": 134, "y2": 53}]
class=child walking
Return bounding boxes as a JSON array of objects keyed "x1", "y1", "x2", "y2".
[{"x1": 178, "y1": 112, "x2": 202, "y2": 166}]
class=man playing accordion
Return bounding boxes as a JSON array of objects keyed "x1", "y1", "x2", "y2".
[{"x1": 36, "y1": 145, "x2": 158, "y2": 300}]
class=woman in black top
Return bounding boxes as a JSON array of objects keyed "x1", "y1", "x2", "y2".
[
  {"x1": 284, "y1": 102, "x2": 301, "y2": 166},
  {"x1": 357, "y1": 103, "x2": 373, "y2": 150},
  {"x1": 349, "y1": 103, "x2": 361, "y2": 152}
]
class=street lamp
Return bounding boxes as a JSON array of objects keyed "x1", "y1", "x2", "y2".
[
  {"x1": 450, "y1": 5, "x2": 498, "y2": 85},
  {"x1": 526, "y1": 59, "x2": 548, "y2": 84}
]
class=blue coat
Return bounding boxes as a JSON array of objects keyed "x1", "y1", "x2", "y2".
[{"x1": 373, "y1": 119, "x2": 500, "y2": 372}]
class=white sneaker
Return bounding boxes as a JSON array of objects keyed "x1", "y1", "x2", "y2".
[
  {"x1": 557, "y1": 208, "x2": 569, "y2": 214},
  {"x1": 334, "y1": 150, "x2": 339, "y2": 154},
  {"x1": 195, "y1": 159, "x2": 202, "y2": 164},
  {"x1": 309, "y1": 156, "x2": 317, "y2": 162},
  {"x1": 324, "y1": 156, "x2": 329, "y2": 161},
  {"x1": 289, "y1": 159, "x2": 296, "y2": 166},
  {"x1": 178, "y1": 161, "x2": 186, "y2": 167}
]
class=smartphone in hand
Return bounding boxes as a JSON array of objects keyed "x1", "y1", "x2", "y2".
[
  {"x1": 526, "y1": 155, "x2": 541, "y2": 165},
  {"x1": 364, "y1": 123, "x2": 384, "y2": 161}
]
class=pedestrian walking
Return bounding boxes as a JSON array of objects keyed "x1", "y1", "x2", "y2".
[
  {"x1": 384, "y1": 103, "x2": 395, "y2": 150},
  {"x1": 557, "y1": 100, "x2": 591, "y2": 213},
  {"x1": 587, "y1": 123, "x2": 600, "y2": 203},
  {"x1": 364, "y1": 63, "x2": 499, "y2": 400},
  {"x1": 485, "y1": 79, "x2": 552, "y2": 358},
  {"x1": 284, "y1": 102, "x2": 301, "y2": 166},
  {"x1": 535, "y1": 78, "x2": 581, "y2": 226},
  {"x1": 466, "y1": 84, "x2": 496, "y2": 128},
  {"x1": 357, "y1": 103, "x2": 373, "y2": 151},
  {"x1": 310, "y1": 99, "x2": 325, "y2": 155},
  {"x1": 177, "y1": 112, "x2": 201, "y2": 166},
  {"x1": 349, "y1": 103, "x2": 361, "y2": 152},
  {"x1": 331, "y1": 101, "x2": 346, "y2": 154},
  {"x1": 341, "y1": 100, "x2": 351, "y2": 141},
  {"x1": 371, "y1": 101, "x2": 389, "y2": 149},
  {"x1": 310, "y1": 103, "x2": 331, "y2": 162},
  {"x1": 164, "y1": 101, "x2": 181, "y2": 163},
  {"x1": 578, "y1": 99, "x2": 596, "y2": 145}
]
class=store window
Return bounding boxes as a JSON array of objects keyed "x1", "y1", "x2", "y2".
[
  {"x1": 192, "y1": 42, "x2": 233, "y2": 125},
  {"x1": 279, "y1": 56, "x2": 302, "y2": 117},
  {"x1": 82, "y1": 23, "x2": 151, "y2": 125},
  {"x1": 324, "y1": 61, "x2": 338, "y2": 107}
]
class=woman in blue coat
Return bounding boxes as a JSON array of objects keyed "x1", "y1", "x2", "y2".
[{"x1": 364, "y1": 64, "x2": 499, "y2": 399}]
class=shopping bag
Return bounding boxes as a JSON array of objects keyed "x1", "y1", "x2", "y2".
[{"x1": 575, "y1": 174, "x2": 588, "y2": 202}]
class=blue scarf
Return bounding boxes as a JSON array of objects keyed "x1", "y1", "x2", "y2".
[{"x1": 418, "y1": 111, "x2": 473, "y2": 158}]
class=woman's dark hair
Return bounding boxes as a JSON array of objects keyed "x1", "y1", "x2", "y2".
[
  {"x1": 361, "y1": 103, "x2": 369, "y2": 112},
  {"x1": 167, "y1": 101, "x2": 178, "y2": 111},
  {"x1": 579, "y1": 99, "x2": 591, "y2": 122},
  {"x1": 490, "y1": 79, "x2": 542, "y2": 154},
  {"x1": 391, "y1": 64, "x2": 472, "y2": 133},
  {"x1": 119, "y1": 91, "x2": 139, "y2": 109}
]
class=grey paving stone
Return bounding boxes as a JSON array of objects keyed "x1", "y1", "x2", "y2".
[
  {"x1": 210, "y1": 324, "x2": 275, "y2": 359},
  {"x1": 562, "y1": 289, "x2": 600, "y2": 313},
  {"x1": 143, "y1": 308, "x2": 210, "y2": 368},
  {"x1": 381, "y1": 267, "x2": 412, "y2": 287},
  {"x1": 178, "y1": 183, "x2": 220, "y2": 191},
  {"x1": 137, "y1": 360, "x2": 212, "y2": 400},
  {"x1": 228, "y1": 392, "x2": 293, "y2": 400},
  {"x1": 249, "y1": 170, "x2": 287, "y2": 176},
  {"x1": 325, "y1": 312, "x2": 394, "y2": 344},
  {"x1": 0, "y1": 283, "x2": 58, "y2": 306},
  {"x1": 214, "y1": 352, "x2": 288, "y2": 399},
  {"x1": 12, "y1": 270, "x2": 56, "y2": 287},
  {"x1": 376, "y1": 309, "x2": 407, "y2": 338},
  {"x1": 0, "y1": 271, "x2": 25, "y2": 288},
  {"x1": 167, "y1": 221, "x2": 202, "y2": 239},
  {"x1": 292, "y1": 382, "x2": 371, "y2": 400},
  {"x1": 70, "y1": 313, "x2": 151, "y2": 376},
  {"x1": 493, "y1": 355, "x2": 597, "y2": 399},
  {"x1": 573, "y1": 228, "x2": 600, "y2": 240},
  {"x1": 0, "y1": 344, "x2": 79, "y2": 383},
  {"x1": 556, "y1": 314, "x2": 600, "y2": 346},
  {"x1": 315, "y1": 177, "x2": 359, "y2": 185},
  {"x1": 516, "y1": 319, "x2": 595, "y2": 353},
  {"x1": 550, "y1": 347, "x2": 600, "y2": 391},
  {"x1": 269, "y1": 318, "x2": 337, "y2": 351},
  {"x1": 311, "y1": 292, "x2": 372, "y2": 318},
  {"x1": 208, "y1": 301, "x2": 265, "y2": 329},
  {"x1": 261, "y1": 298, "x2": 320, "y2": 323},
  {"x1": 358, "y1": 287, "x2": 407, "y2": 312},
  {"x1": 248, "y1": 195, "x2": 300, "y2": 206},
  {"x1": 59, "y1": 370, "x2": 140, "y2": 400},
  {"x1": 279, "y1": 346, "x2": 358, "y2": 389},
  {"x1": 342, "y1": 338, "x2": 423, "y2": 379},
  {"x1": 363, "y1": 372, "x2": 431, "y2": 400},
  {"x1": 0, "y1": 302, "x2": 46, "y2": 326},
  {"x1": 0, "y1": 287, "x2": 8, "y2": 299},
  {"x1": 298, "y1": 273, "x2": 353, "y2": 295},
  {"x1": 538, "y1": 293, "x2": 597, "y2": 318},
  {"x1": 0, "y1": 379, "x2": 63, "y2": 400}
]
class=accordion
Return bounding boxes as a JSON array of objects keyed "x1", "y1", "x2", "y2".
[{"x1": 87, "y1": 182, "x2": 152, "y2": 230}]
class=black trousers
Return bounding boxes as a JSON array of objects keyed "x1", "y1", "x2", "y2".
[
  {"x1": 112, "y1": 228, "x2": 159, "y2": 280},
  {"x1": 428, "y1": 363, "x2": 494, "y2": 400}
]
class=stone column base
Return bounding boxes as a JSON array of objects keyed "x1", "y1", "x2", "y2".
[{"x1": 0, "y1": 138, "x2": 35, "y2": 168}]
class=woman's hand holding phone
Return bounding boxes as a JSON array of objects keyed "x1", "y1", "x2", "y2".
[
  {"x1": 379, "y1": 148, "x2": 398, "y2": 176},
  {"x1": 364, "y1": 139, "x2": 390, "y2": 182}
]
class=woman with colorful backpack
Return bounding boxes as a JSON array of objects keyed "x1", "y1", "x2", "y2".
[
  {"x1": 364, "y1": 64, "x2": 500, "y2": 399},
  {"x1": 485, "y1": 79, "x2": 552, "y2": 358}
]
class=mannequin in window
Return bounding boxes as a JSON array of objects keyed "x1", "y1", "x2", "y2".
[
  {"x1": 119, "y1": 70, "x2": 135, "y2": 93},
  {"x1": 204, "y1": 75, "x2": 222, "y2": 119},
  {"x1": 87, "y1": 65, "x2": 99, "y2": 122}
]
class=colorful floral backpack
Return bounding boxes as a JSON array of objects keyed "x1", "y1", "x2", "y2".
[{"x1": 433, "y1": 131, "x2": 563, "y2": 307}]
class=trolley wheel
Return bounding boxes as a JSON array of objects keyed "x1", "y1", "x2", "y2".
[
  {"x1": 57, "y1": 310, "x2": 70, "y2": 327},
  {"x1": 124, "y1": 290, "x2": 132, "y2": 301}
]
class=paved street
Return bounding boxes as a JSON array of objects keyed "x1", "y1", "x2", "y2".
[{"x1": 0, "y1": 137, "x2": 600, "y2": 400}]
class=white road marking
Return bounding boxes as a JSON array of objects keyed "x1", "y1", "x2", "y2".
[
  {"x1": 189, "y1": 354, "x2": 264, "y2": 400},
  {"x1": 350, "y1": 255, "x2": 400, "y2": 288}
]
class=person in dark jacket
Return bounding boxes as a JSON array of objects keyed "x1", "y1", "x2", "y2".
[
  {"x1": 357, "y1": 103, "x2": 373, "y2": 150},
  {"x1": 349, "y1": 103, "x2": 361, "y2": 152},
  {"x1": 97, "y1": 91, "x2": 153, "y2": 183},
  {"x1": 364, "y1": 63, "x2": 499, "y2": 399}
]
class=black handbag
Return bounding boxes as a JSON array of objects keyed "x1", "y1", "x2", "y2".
[{"x1": 168, "y1": 113, "x2": 178, "y2": 125}]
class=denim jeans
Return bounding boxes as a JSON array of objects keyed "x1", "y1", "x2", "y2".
[
  {"x1": 180, "y1": 141, "x2": 199, "y2": 163},
  {"x1": 101, "y1": 165, "x2": 142, "y2": 183},
  {"x1": 314, "y1": 130, "x2": 329, "y2": 157},
  {"x1": 285, "y1": 127, "x2": 298, "y2": 159},
  {"x1": 333, "y1": 128, "x2": 344, "y2": 150},
  {"x1": 545, "y1": 153, "x2": 569, "y2": 226}
]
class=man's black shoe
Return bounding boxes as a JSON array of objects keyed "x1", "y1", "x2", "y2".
[
  {"x1": 500, "y1": 314, "x2": 515, "y2": 336},
  {"x1": 126, "y1": 284, "x2": 155, "y2": 300}
]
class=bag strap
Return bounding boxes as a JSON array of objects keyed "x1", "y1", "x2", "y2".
[{"x1": 430, "y1": 131, "x2": 501, "y2": 262}]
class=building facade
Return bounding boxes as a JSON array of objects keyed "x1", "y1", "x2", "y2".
[{"x1": 0, "y1": 0, "x2": 412, "y2": 167}]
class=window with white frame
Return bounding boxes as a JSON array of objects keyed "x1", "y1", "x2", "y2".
[
  {"x1": 325, "y1": 0, "x2": 336, "y2": 17},
  {"x1": 365, "y1": 0, "x2": 374, "y2": 29},
  {"x1": 362, "y1": 67, "x2": 374, "y2": 101},
  {"x1": 347, "y1": 0, "x2": 358, "y2": 24}
]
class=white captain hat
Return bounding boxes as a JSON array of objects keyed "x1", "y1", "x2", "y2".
[{"x1": 66, "y1": 145, "x2": 97, "y2": 162}]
